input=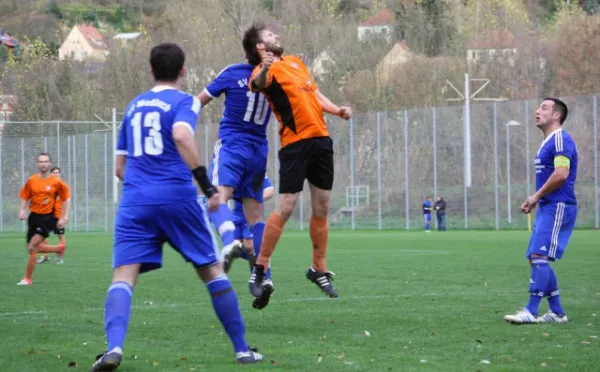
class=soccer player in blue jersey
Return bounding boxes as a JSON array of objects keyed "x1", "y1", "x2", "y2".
[
  {"x1": 504, "y1": 98, "x2": 577, "y2": 325},
  {"x1": 90, "y1": 43, "x2": 263, "y2": 371},
  {"x1": 197, "y1": 60, "x2": 273, "y2": 307},
  {"x1": 422, "y1": 196, "x2": 432, "y2": 232}
]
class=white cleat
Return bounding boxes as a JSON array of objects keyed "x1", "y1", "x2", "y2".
[
  {"x1": 37, "y1": 255, "x2": 50, "y2": 264},
  {"x1": 17, "y1": 279, "x2": 33, "y2": 286},
  {"x1": 537, "y1": 312, "x2": 568, "y2": 324},
  {"x1": 221, "y1": 241, "x2": 243, "y2": 273},
  {"x1": 504, "y1": 309, "x2": 538, "y2": 324},
  {"x1": 56, "y1": 258, "x2": 64, "y2": 265}
]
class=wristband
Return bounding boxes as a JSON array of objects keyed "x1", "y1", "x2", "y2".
[{"x1": 192, "y1": 166, "x2": 217, "y2": 198}]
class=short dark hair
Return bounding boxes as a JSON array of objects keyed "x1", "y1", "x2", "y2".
[
  {"x1": 51, "y1": 167, "x2": 60, "y2": 173},
  {"x1": 544, "y1": 97, "x2": 568, "y2": 125},
  {"x1": 243, "y1": 23, "x2": 266, "y2": 66},
  {"x1": 38, "y1": 152, "x2": 51, "y2": 162},
  {"x1": 150, "y1": 43, "x2": 185, "y2": 82}
]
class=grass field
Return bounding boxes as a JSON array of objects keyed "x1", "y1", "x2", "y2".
[{"x1": 1, "y1": 230, "x2": 599, "y2": 371}]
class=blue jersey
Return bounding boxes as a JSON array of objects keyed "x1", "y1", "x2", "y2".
[
  {"x1": 204, "y1": 63, "x2": 271, "y2": 144},
  {"x1": 117, "y1": 86, "x2": 201, "y2": 206},
  {"x1": 422, "y1": 200, "x2": 432, "y2": 215},
  {"x1": 535, "y1": 128, "x2": 578, "y2": 205}
]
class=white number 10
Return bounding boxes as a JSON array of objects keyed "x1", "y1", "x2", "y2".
[
  {"x1": 131, "y1": 111, "x2": 164, "y2": 156},
  {"x1": 244, "y1": 91, "x2": 269, "y2": 125}
]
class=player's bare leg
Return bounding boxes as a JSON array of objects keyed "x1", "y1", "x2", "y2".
[
  {"x1": 37, "y1": 239, "x2": 51, "y2": 264},
  {"x1": 249, "y1": 193, "x2": 297, "y2": 298},
  {"x1": 244, "y1": 197, "x2": 274, "y2": 309},
  {"x1": 210, "y1": 185, "x2": 243, "y2": 272},
  {"x1": 19, "y1": 235, "x2": 65, "y2": 285},
  {"x1": 91, "y1": 264, "x2": 140, "y2": 371},
  {"x1": 56, "y1": 234, "x2": 66, "y2": 264},
  {"x1": 305, "y1": 182, "x2": 337, "y2": 298}
]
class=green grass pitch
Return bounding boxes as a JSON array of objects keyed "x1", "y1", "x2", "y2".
[{"x1": 1, "y1": 230, "x2": 599, "y2": 371}]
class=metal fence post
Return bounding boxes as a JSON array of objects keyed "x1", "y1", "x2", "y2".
[
  {"x1": 377, "y1": 112, "x2": 382, "y2": 230},
  {"x1": 493, "y1": 102, "x2": 500, "y2": 230},
  {"x1": 350, "y1": 117, "x2": 355, "y2": 230},
  {"x1": 594, "y1": 95, "x2": 599, "y2": 228},
  {"x1": 85, "y1": 134, "x2": 89, "y2": 231},
  {"x1": 404, "y1": 110, "x2": 409, "y2": 230}
]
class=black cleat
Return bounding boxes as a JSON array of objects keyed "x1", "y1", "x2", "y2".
[
  {"x1": 90, "y1": 351, "x2": 122, "y2": 371},
  {"x1": 222, "y1": 241, "x2": 244, "y2": 273},
  {"x1": 252, "y1": 280, "x2": 274, "y2": 310},
  {"x1": 249, "y1": 264, "x2": 266, "y2": 297},
  {"x1": 306, "y1": 267, "x2": 338, "y2": 298}
]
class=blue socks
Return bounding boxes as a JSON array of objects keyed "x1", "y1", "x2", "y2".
[
  {"x1": 104, "y1": 281, "x2": 133, "y2": 353},
  {"x1": 209, "y1": 204, "x2": 236, "y2": 247},
  {"x1": 526, "y1": 258, "x2": 550, "y2": 316},
  {"x1": 546, "y1": 266, "x2": 565, "y2": 316},
  {"x1": 424, "y1": 218, "x2": 430, "y2": 231},
  {"x1": 206, "y1": 274, "x2": 249, "y2": 353},
  {"x1": 251, "y1": 221, "x2": 271, "y2": 279}
]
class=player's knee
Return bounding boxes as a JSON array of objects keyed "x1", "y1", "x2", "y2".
[
  {"x1": 277, "y1": 193, "x2": 299, "y2": 220},
  {"x1": 196, "y1": 263, "x2": 225, "y2": 283},
  {"x1": 112, "y1": 264, "x2": 141, "y2": 287}
]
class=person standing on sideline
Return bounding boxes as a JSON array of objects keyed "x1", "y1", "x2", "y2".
[
  {"x1": 434, "y1": 196, "x2": 446, "y2": 231},
  {"x1": 422, "y1": 196, "x2": 432, "y2": 232}
]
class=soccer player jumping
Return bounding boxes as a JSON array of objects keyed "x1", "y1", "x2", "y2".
[
  {"x1": 91, "y1": 43, "x2": 263, "y2": 371},
  {"x1": 243, "y1": 23, "x2": 353, "y2": 299},
  {"x1": 504, "y1": 98, "x2": 577, "y2": 325}
]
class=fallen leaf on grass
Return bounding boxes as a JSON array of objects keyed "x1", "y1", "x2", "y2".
[
  {"x1": 180, "y1": 357, "x2": 187, "y2": 360},
  {"x1": 57, "y1": 354, "x2": 62, "y2": 359},
  {"x1": 431, "y1": 331, "x2": 436, "y2": 336},
  {"x1": 590, "y1": 336, "x2": 598, "y2": 339},
  {"x1": 317, "y1": 353, "x2": 323, "y2": 363},
  {"x1": 364, "y1": 330, "x2": 371, "y2": 337},
  {"x1": 480, "y1": 360, "x2": 491, "y2": 364},
  {"x1": 82, "y1": 342, "x2": 88, "y2": 345},
  {"x1": 335, "y1": 352, "x2": 345, "y2": 359},
  {"x1": 343, "y1": 361, "x2": 354, "y2": 365},
  {"x1": 581, "y1": 341, "x2": 591, "y2": 345},
  {"x1": 319, "y1": 335, "x2": 327, "y2": 341},
  {"x1": 152, "y1": 361, "x2": 160, "y2": 367},
  {"x1": 484, "y1": 280, "x2": 488, "y2": 288},
  {"x1": 475, "y1": 340, "x2": 483, "y2": 344},
  {"x1": 560, "y1": 363, "x2": 568, "y2": 368},
  {"x1": 68, "y1": 361, "x2": 77, "y2": 367},
  {"x1": 270, "y1": 360, "x2": 277, "y2": 365},
  {"x1": 543, "y1": 333, "x2": 549, "y2": 337},
  {"x1": 420, "y1": 360, "x2": 427, "y2": 363},
  {"x1": 540, "y1": 362, "x2": 548, "y2": 368}
]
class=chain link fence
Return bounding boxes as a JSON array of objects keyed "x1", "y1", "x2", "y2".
[{"x1": 1, "y1": 95, "x2": 598, "y2": 232}]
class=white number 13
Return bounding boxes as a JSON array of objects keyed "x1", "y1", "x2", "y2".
[{"x1": 131, "y1": 111, "x2": 163, "y2": 156}]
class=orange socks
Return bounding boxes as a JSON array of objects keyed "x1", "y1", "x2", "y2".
[
  {"x1": 24, "y1": 253, "x2": 36, "y2": 281},
  {"x1": 256, "y1": 212, "x2": 286, "y2": 268},
  {"x1": 36, "y1": 242, "x2": 63, "y2": 254},
  {"x1": 310, "y1": 216, "x2": 329, "y2": 272}
]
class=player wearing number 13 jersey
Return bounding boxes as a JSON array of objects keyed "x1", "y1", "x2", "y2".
[
  {"x1": 198, "y1": 62, "x2": 275, "y2": 309},
  {"x1": 90, "y1": 43, "x2": 262, "y2": 371}
]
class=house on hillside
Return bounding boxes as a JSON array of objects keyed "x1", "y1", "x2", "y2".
[
  {"x1": 59, "y1": 25, "x2": 109, "y2": 62},
  {"x1": 0, "y1": 94, "x2": 17, "y2": 122},
  {"x1": 467, "y1": 29, "x2": 517, "y2": 67},
  {"x1": 375, "y1": 41, "x2": 414, "y2": 87},
  {"x1": 0, "y1": 29, "x2": 21, "y2": 55},
  {"x1": 357, "y1": 8, "x2": 394, "y2": 43},
  {"x1": 309, "y1": 50, "x2": 334, "y2": 81}
]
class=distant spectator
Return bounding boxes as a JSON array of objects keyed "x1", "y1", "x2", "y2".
[
  {"x1": 422, "y1": 196, "x2": 432, "y2": 232},
  {"x1": 434, "y1": 196, "x2": 446, "y2": 231}
]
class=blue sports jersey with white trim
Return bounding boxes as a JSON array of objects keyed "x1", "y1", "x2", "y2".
[
  {"x1": 204, "y1": 64, "x2": 271, "y2": 144},
  {"x1": 117, "y1": 86, "x2": 201, "y2": 206},
  {"x1": 535, "y1": 128, "x2": 578, "y2": 205}
]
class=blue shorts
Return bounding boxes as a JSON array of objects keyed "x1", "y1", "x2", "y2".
[
  {"x1": 113, "y1": 199, "x2": 219, "y2": 273},
  {"x1": 424, "y1": 214, "x2": 431, "y2": 222},
  {"x1": 210, "y1": 139, "x2": 268, "y2": 202},
  {"x1": 526, "y1": 202, "x2": 577, "y2": 261}
]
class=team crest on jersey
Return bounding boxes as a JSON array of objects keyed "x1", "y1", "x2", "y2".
[
  {"x1": 46, "y1": 186, "x2": 51, "y2": 191},
  {"x1": 306, "y1": 79, "x2": 312, "y2": 86},
  {"x1": 291, "y1": 62, "x2": 299, "y2": 69}
]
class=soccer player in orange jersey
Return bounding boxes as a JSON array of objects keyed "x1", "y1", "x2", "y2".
[
  {"x1": 243, "y1": 23, "x2": 352, "y2": 300},
  {"x1": 18, "y1": 153, "x2": 70, "y2": 285},
  {"x1": 37, "y1": 166, "x2": 69, "y2": 265}
]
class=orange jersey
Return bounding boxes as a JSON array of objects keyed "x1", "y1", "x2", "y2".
[
  {"x1": 54, "y1": 196, "x2": 64, "y2": 218},
  {"x1": 20, "y1": 174, "x2": 70, "y2": 215},
  {"x1": 250, "y1": 55, "x2": 329, "y2": 148}
]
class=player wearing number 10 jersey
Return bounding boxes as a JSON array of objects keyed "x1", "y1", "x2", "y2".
[{"x1": 198, "y1": 62, "x2": 275, "y2": 309}]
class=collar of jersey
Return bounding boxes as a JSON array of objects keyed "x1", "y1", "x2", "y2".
[
  {"x1": 151, "y1": 85, "x2": 178, "y2": 93},
  {"x1": 540, "y1": 127, "x2": 563, "y2": 149}
]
